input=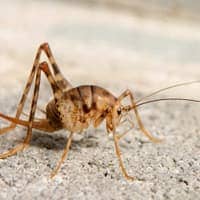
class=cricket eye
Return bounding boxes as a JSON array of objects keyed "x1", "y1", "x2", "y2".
[{"x1": 117, "y1": 108, "x2": 121, "y2": 115}]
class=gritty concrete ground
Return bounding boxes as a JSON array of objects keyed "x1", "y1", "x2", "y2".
[{"x1": 0, "y1": 1, "x2": 200, "y2": 200}]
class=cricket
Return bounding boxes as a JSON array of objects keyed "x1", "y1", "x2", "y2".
[{"x1": 0, "y1": 43, "x2": 199, "y2": 180}]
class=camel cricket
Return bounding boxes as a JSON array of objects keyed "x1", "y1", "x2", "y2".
[{"x1": 0, "y1": 43, "x2": 199, "y2": 180}]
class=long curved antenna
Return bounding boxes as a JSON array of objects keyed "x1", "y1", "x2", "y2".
[
  {"x1": 135, "y1": 98, "x2": 200, "y2": 108},
  {"x1": 136, "y1": 80, "x2": 200, "y2": 103}
]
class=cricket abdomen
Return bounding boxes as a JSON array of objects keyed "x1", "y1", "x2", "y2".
[{"x1": 46, "y1": 99, "x2": 63, "y2": 130}]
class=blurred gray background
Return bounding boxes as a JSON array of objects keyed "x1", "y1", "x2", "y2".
[
  {"x1": 1, "y1": 0, "x2": 200, "y2": 91},
  {"x1": 69, "y1": 0, "x2": 200, "y2": 20},
  {"x1": 0, "y1": 1, "x2": 200, "y2": 200}
]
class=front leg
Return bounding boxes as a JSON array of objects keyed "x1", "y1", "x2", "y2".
[
  {"x1": 116, "y1": 118, "x2": 134, "y2": 140},
  {"x1": 118, "y1": 89, "x2": 162, "y2": 143},
  {"x1": 112, "y1": 128, "x2": 134, "y2": 180}
]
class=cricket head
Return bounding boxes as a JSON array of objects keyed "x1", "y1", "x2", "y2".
[
  {"x1": 106, "y1": 103, "x2": 136, "y2": 135},
  {"x1": 110, "y1": 102, "x2": 125, "y2": 128}
]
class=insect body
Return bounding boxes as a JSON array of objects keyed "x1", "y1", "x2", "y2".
[
  {"x1": 1, "y1": 43, "x2": 198, "y2": 180},
  {"x1": 52, "y1": 85, "x2": 117, "y2": 133}
]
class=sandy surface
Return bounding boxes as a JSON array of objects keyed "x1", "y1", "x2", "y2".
[{"x1": 0, "y1": 1, "x2": 200, "y2": 200}]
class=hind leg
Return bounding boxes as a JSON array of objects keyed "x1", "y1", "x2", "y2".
[
  {"x1": 0, "y1": 63, "x2": 42, "y2": 158},
  {"x1": 0, "y1": 56, "x2": 39, "y2": 134},
  {"x1": 39, "y1": 43, "x2": 72, "y2": 91},
  {"x1": 0, "y1": 61, "x2": 63, "y2": 158},
  {"x1": 0, "y1": 43, "x2": 69, "y2": 135},
  {"x1": 0, "y1": 44, "x2": 47, "y2": 135}
]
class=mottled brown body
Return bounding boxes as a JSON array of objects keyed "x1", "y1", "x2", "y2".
[
  {"x1": 46, "y1": 85, "x2": 118, "y2": 133},
  {"x1": 0, "y1": 43, "x2": 161, "y2": 180}
]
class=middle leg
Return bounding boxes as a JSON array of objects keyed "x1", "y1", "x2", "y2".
[{"x1": 50, "y1": 132, "x2": 74, "y2": 178}]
